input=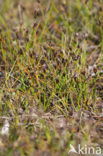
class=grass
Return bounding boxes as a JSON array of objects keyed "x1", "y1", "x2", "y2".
[{"x1": 0, "y1": 0, "x2": 103, "y2": 155}]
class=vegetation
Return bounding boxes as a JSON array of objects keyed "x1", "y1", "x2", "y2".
[{"x1": 0, "y1": 0, "x2": 103, "y2": 155}]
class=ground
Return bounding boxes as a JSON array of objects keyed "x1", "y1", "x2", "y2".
[{"x1": 0, "y1": 0, "x2": 103, "y2": 156}]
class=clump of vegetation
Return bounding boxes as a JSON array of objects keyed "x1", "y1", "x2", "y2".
[{"x1": 0, "y1": 0, "x2": 103, "y2": 155}]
